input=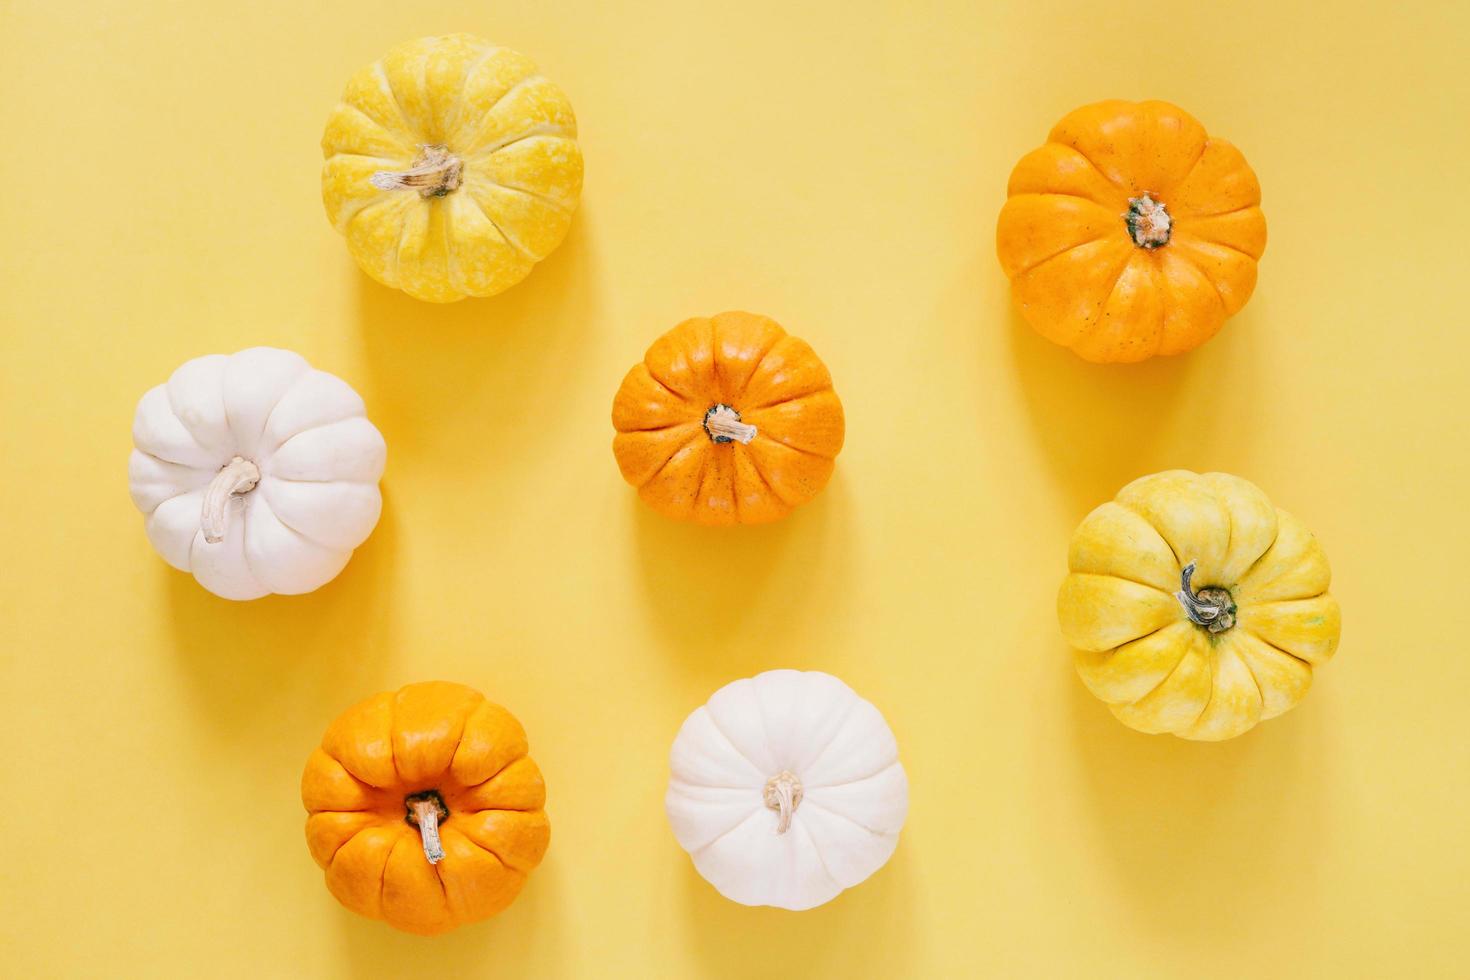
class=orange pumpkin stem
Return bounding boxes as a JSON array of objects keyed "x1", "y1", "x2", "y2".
[
  {"x1": 762, "y1": 770, "x2": 804, "y2": 835},
  {"x1": 406, "y1": 792, "x2": 449, "y2": 865},
  {"x1": 200, "y1": 456, "x2": 261, "y2": 544},
  {"x1": 703, "y1": 404, "x2": 757, "y2": 445},
  {"x1": 370, "y1": 144, "x2": 464, "y2": 198}
]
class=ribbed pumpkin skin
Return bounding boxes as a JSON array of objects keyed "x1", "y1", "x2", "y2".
[
  {"x1": 301, "y1": 682, "x2": 550, "y2": 935},
  {"x1": 611, "y1": 312, "x2": 845, "y2": 525},
  {"x1": 997, "y1": 100, "x2": 1266, "y2": 362},
  {"x1": 1057, "y1": 471, "x2": 1341, "y2": 741},
  {"x1": 321, "y1": 34, "x2": 583, "y2": 302}
]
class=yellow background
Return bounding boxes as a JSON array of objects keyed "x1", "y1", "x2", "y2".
[{"x1": 3, "y1": 0, "x2": 1468, "y2": 976}]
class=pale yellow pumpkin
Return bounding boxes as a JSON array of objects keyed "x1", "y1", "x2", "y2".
[
  {"x1": 321, "y1": 34, "x2": 584, "y2": 302},
  {"x1": 1058, "y1": 471, "x2": 1341, "y2": 740}
]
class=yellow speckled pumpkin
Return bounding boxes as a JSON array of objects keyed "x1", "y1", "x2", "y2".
[
  {"x1": 997, "y1": 100, "x2": 1265, "y2": 362},
  {"x1": 321, "y1": 34, "x2": 583, "y2": 302},
  {"x1": 1058, "y1": 471, "x2": 1340, "y2": 740}
]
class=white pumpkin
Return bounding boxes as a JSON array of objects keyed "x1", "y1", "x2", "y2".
[
  {"x1": 666, "y1": 669, "x2": 909, "y2": 911},
  {"x1": 128, "y1": 347, "x2": 387, "y2": 600}
]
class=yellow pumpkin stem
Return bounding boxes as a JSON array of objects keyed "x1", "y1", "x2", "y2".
[
  {"x1": 406, "y1": 794, "x2": 447, "y2": 865},
  {"x1": 369, "y1": 145, "x2": 464, "y2": 198},
  {"x1": 703, "y1": 404, "x2": 757, "y2": 445},
  {"x1": 762, "y1": 771, "x2": 804, "y2": 835},
  {"x1": 1174, "y1": 561, "x2": 1237, "y2": 633},
  {"x1": 200, "y1": 456, "x2": 261, "y2": 544}
]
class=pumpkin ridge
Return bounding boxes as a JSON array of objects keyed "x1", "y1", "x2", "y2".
[
  {"x1": 627, "y1": 366, "x2": 695, "y2": 416},
  {"x1": 1046, "y1": 137, "x2": 1128, "y2": 195},
  {"x1": 461, "y1": 180, "x2": 536, "y2": 261},
  {"x1": 253, "y1": 486, "x2": 341, "y2": 553},
  {"x1": 1017, "y1": 146, "x2": 1127, "y2": 206},
  {"x1": 319, "y1": 814, "x2": 380, "y2": 868},
  {"x1": 690, "y1": 808, "x2": 764, "y2": 857},
  {"x1": 1171, "y1": 245, "x2": 1232, "y2": 319},
  {"x1": 369, "y1": 63, "x2": 415, "y2": 141},
  {"x1": 330, "y1": 103, "x2": 414, "y2": 158},
  {"x1": 637, "y1": 431, "x2": 707, "y2": 491},
  {"x1": 328, "y1": 178, "x2": 391, "y2": 234},
  {"x1": 1235, "y1": 641, "x2": 1269, "y2": 710},
  {"x1": 1162, "y1": 135, "x2": 1213, "y2": 199},
  {"x1": 801, "y1": 795, "x2": 894, "y2": 838},
  {"x1": 471, "y1": 161, "x2": 577, "y2": 216},
  {"x1": 1173, "y1": 201, "x2": 1262, "y2": 223},
  {"x1": 620, "y1": 429, "x2": 695, "y2": 488},
  {"x1": 454, "y1": 743, "x2": 531, "y2": 798},
  {"x1": 1007, "y1": 232, "x2": 1111, "y2": 281},
  {"x1": 1103, "y1": 622, "x2": 1201, "y2": 706},
  {"x1": 1174, "y1": 643, "x2": 1218, "y2": 734},
  {"x1": 805, "y1": 757, "x2": 902, "y2": 793},
  {"x1": 1113, "y1": 499, "x2": 1190, "y2": 570},
  {"x1": 471, "y1": 122, "x2": 570, "y2": 163},
  {"x1": 736, "y1": 419, "x2": 835, "y2": 460},
  {"x1": 741, "y1": 380, "x2": 837, "y2": 414},
  {"x1": 442, "y1": 44, "x2": 497, "y2": 141},
  {"x1": 1066, "y1": 248, "x2": 1158, "y2": 354},
  {"x1": 1066, "y1": 562, "x2": 1179, "y2": 596},
  {"x1": 457, "y1": 813, "x2": 545, "y2": 872},
  {"x1": 734, "y1": 444, "x2": 780, "y2": 512},
  {"x1": 231, "y1": 502, "x2": 269, "y2": 595},
  {"x1": 1173, "y1": 233, "x2": 1260, "y2": 268},
  {"x1": 790, "y1": 818, "x2": 844, "y2": 892},
  {"x1": 699, "y1": 706, "x2": 770, "y2": 780},
  {"x1": 376, "y1": 833, "x2": 401, "y2": 921},
  {"x1": 1236, "y1": 624, "x2": 1319, "y2": 670},
  {"x1": 384, "y1": 202, "x2": 416, "y2": 288},
  {"x1": 710, "y1": 315, "x2": 785, "y2": 401},
  {"x1": 460, "y1": 75, "x2": 549, "y2": 153},
  {"x1": 792, "y1": 692, "x2": 860, "y2": 774}
]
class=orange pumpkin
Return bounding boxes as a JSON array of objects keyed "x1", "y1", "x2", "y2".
[
  {"x1": 611, "y1": 311, "x2": 844, "y2": 525},
  {"x1": 996, "y1": 100, "x2": 1266, "y2": 362},
  {"x1": 301, "y1": 681, "x2": 549, "y2": 935}
]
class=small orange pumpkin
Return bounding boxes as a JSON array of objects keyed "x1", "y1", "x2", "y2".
[
  {"x1": 301, "y1": 681, "x2": 549, "y2": 935},
  {"x1": 997, "y1": 100, "x2": 1266, "y2": 362},
  {"x1": 611, "y1": 311, "x2": 844, "y2": 525}
]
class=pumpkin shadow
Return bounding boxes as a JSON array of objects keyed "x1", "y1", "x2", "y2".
[
  {"x1": 164, "y1": 489, "x2": 401, "y2": 737},
  {"x1": 352, "y1": 208, "x2": 599, "y2": 471},
  {"x1": 1007, "y1": 302, "x2": 1204, "y2": 515},
  {"x1": 1057, "y1": 646, "x2": 1330, "y2": 941},
  {"x1": 629, "y1": 472, "x2": 856, "y2": 682},
  {"x1": 677, "y1": 833, "x2": 919, "y2": 979},
  {"x1": 334, "y1": 848, "x2": 568, "y2": 977}
]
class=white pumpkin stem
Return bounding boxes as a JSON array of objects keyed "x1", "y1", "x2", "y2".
[
  {"x1": 370, "y1": 144, "x2": 464, "y2": 198},
  {"x1": 406, "y1": 793, "x2": 448, "y2": 865},
  {"x1": 762, "y1": 771, "x2": 804, "y2": 835},
  {"x1": 200, "y1": 456, "x2": 261, "y2": 544},
  {"x1": 1174, "y1": 561, "x2": 1237, "y2": 634},
  {"x1": 703, "y1": 404, "x2": 757, "y2": 445},
  {"x1": 1125, "y1": 192, "x2": 1172, "y2": 248}
]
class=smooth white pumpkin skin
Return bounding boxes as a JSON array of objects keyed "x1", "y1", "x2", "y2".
[
  {"x1": 666, "y1": 670, "x2": 909, "y2": 911},
  {"x1": 128, "y1": 348, "x2": 386, "y2": 600}
]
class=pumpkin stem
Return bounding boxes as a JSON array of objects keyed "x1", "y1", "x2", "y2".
[
  {"x1": 200, "y1": 456, "x2": 261, "y2": 544},
  {"x1": 369, "y1": 145, "x2": 464, "y2": 198},
  {"x1": 1125, "y1": 193, "x2": 1172, "y2": 248},
  {"x1": 762, "y1": 771, "x2": 804, "y2": 835},
  {"x1": 703, "y1": 404, "x2": 757, "y2": 445},
  {"x1": 405, "y1": 791, "x2": 449, "y2": 865},
  {"x1": 1174, "y1": 561, "x2": 1237, "y2": 634}
]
